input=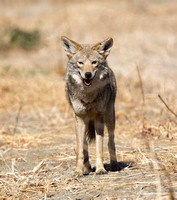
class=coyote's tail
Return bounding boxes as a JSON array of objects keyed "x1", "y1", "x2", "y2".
[{"x1": 86, "y1": 120, "x2": 95, "y2": 143}]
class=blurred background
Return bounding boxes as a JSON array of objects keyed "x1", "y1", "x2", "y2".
[{"x1": 0, "y1": 0, "x2": 177, "y2": 76}]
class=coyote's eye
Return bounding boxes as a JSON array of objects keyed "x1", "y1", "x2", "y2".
[
  {"x1": 92, "y1": 61, "x2": 98, "y2": 66},
  {"x1": 77, "y1": 61, "x2": 84, "y2": 67}
]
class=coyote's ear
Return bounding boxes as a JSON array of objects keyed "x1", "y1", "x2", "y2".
[
  {"x1": 61, "y1": 36, "x2": 82, "y2": 58},
  {"x1": 92, "y1": 37, "x2": 113, "y2": 58}
]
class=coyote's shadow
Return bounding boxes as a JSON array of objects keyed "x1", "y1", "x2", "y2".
[{"x1": 92, "y1": 161, "x2": 135, "y2": 173}]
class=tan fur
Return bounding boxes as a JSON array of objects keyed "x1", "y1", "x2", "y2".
[{"x1": 61, "y1": 36, "x2": 118, "y2": 176}]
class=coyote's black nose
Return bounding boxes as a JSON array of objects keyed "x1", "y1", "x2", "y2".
[{"x1": 85, "y1": 72, "x2": 92, "y2": 79}]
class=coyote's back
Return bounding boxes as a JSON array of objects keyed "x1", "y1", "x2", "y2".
[{"x1": 61, "y1": 36, "x2": 118, "y2": 176}]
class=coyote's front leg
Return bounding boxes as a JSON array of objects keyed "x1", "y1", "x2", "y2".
[
  {"x1": 95, "y1": 115, "x2": 107, "y2": 175},
  {"x1": 75, "y1": 116, "x2": 91, "y2": 176}
]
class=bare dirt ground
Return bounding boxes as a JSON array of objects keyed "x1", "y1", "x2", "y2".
[{"x1": 0, "y1": 0, "x2": 177, "y2": 199}]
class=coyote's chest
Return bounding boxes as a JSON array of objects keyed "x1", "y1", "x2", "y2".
[{"x1": 71, "y1": 92, "x2": 106, "y2": 116}]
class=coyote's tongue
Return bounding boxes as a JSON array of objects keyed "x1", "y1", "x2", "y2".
[{"x1": 84, "y1": 79, "x2": 91, "y2": 86}]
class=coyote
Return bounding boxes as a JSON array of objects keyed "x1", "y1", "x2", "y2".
[{"x1": 61, "y1": 36, "x2": 118, "y2": 176}]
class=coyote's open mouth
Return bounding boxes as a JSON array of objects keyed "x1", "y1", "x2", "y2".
[{"x1": 84, "y1": 79, "x2": 92, "y2": 86}]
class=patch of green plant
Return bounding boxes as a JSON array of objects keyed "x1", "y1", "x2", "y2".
[
  {"x1": 25, "y1": 69, "x2": 50, "y2": 78},
  {"x1": 2, "y1": 65, "x2": 50, "y2": 78},
  {"x1": 9, "y1": 28, "x2": 40, "y2": 49},
  {"x1": 3, "y1": 65, "x2": 11, "y2": 74}
]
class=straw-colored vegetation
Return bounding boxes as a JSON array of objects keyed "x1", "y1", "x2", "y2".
[{"x1": 0, "y1": 0, "x2": 176, "y2": 199}]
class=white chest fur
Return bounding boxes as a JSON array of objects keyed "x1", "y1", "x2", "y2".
[{"x1": 71, "y1": 99, "x2": 86, "y2": 115}]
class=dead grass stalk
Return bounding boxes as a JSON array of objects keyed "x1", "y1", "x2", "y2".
[{"x1": 158, "y1": 94, "x2": 177, "y2": 118}]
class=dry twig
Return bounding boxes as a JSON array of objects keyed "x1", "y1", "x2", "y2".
[
  {"x1": 158, "y1": 94, "x2": 177, "y2": 118},
  {"x1": 13, "y1": 103, "x2": 23, "y2": 134},
  {"x1": 32, "y1": 160, "x2": 46, "y2": 174},
  {"x1": 136, "y1": 66, "x2": 145, "y2": 134}
]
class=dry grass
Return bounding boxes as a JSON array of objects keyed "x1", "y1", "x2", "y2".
[{"x1": 0, "y1": 0, "x2": 177, "y2": 199}]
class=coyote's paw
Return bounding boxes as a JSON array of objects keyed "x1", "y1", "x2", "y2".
[
  {"x1": 74, "y1": 169, "x2": 83, "y2": 177},
  {"x1": 83, "y1": 166, "x2": 92, "y2": 175},
  {"x1": 95, "y1": 167, "x2": 107, "y2": 175}
]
